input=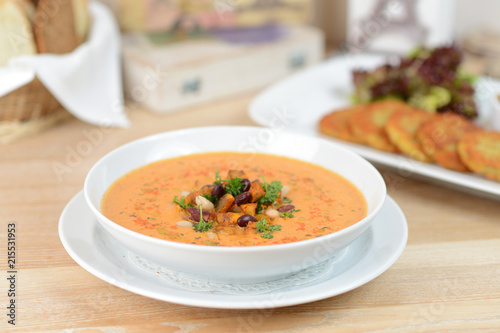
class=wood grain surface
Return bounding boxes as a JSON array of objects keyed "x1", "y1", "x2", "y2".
[{"x1": 1, "y1": 92, "x2": 500, "y2": 332}]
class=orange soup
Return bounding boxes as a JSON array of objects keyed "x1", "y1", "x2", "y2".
[{"x1": 101, "y1": 152, "x2": 367, "y2": 246}]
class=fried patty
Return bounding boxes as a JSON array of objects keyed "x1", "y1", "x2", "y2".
[
  {"x1": 385, "y1": 109, "x2": 434, "y2": 162},
  {"x1": 458, "y1": 130, "x2": 500, "y2": 181},
  {"x1": 417, "y1": 113, "x2": 478, "y2": 171},
  {"x1": 349, "y1": 99, "x2": 413, "y2": 152},
  {"x1": 319, "y1": 105, "x2": 366, "y2": 143}
]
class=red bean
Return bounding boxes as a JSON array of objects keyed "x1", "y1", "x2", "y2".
[
  {"x1": 278, "y1": 204, "x2": 295, "y2": 212},
  {"x1": 187, "y1": 207, "x2": 209, "y2": 222},
  {"x1": 234, "y1": 191, "x2": 251, "y2": 205},
  {"x1": 211, "y1": 183, "x2": 225, "y2": 198},
  {"x1": 242, "y1": 178, "x2": 251, "y2": 192},
  {"x1": 237, "y1": 214, "x2": 257, "y2": 227}
]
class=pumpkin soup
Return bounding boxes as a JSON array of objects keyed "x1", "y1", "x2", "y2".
[{"x1": 101, "y1": 152, "x2": 367, "y2": 246}]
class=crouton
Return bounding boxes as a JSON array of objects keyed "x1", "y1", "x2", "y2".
[
  {"x1": 240, "y1": 203, "x2": 257, "y2": 216},
  {"x1": 216, "y1": 212, "x2": 243, "y2": 227},
  {"x1": 215, "y1": 193, "x2": 235, "y2": 213},
  {"x1": 249, "y1": 182, "x2": 265, "y2": 202},
  {"x1": 229, "y1": 204, "x2": 244, "y2": 213},
  {"x1": 227, "y1": 170, "x2": 248, "y2": 179}
]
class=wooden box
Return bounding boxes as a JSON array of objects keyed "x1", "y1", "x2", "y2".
[{"x1": 122, "y1": 25, "x2": 324, "y2": 112}]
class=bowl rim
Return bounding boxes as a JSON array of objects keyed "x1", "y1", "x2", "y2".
[{"x1": 84, "y1": 125, "x2": 387, "y2": 253}]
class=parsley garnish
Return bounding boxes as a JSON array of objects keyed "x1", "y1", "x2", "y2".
[
  {"x1": 193, "y1": 204, "x2": 213, "y2": 232},
  {"x1": 225, "y1": 178, "x2": 244, "y2": 197},
  {"x1": 258, "y1": 176, "x2": 282, "y2": 206},
  {"x1": 255, "y1": 219, "x2": 267, "y2": 233},
  {"x1": 202, "y1": 193, "x2": 219, "y2": 205},
  {"x1": 213, "y1": 171, "x2": 244, "y2": 196},
  {"x1": 256, "y1": 201, "x2": 263, "y2": 214},
  {"x1": 280, "y1": 209, "x2": 301, "y2": 218},
  {"x1": 256, "y1": 219, "x2": 281, "y2": 233},
  {"x1": 282, "y1": 197, "x2": 292, "y2": 204},
  {"x1": 256, "y1": 218, "x2": 281, "y2": 239},
  {"x1": 213, "y1": 171, "x2": 223, "y2": 184},
  {"x1": 173, "y1": 196, "x2": 192, "y2": 210}
]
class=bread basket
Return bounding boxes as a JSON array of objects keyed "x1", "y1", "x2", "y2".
[
  {"x1": 0, "y1": 79, "x2": 69, "y2": 145},
  {"x1": 0, "y1": 0, "x2": 90, "y2": 144}
]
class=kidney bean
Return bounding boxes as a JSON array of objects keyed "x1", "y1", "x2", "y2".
[
  {"x1": 187, "y1": 207, "x2": 209, "y2": 222},
  {"x1": 211, "y1": 183, "x2": 225, "y2": 198},
  {"x1": 237, "y1": 214, "x2": 257, "y2": 227},
  {"x1": 242, "y1": 178, "x2": 251, "y2": 192},
  {"x1": 277, "y1": 204, "x2": 295, "y2": 213},
  {"x1": 234, "y1": 191, "x2": 251, "y2": 205}
]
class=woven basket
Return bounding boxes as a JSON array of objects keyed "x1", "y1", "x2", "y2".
[
  {"x1": 0, "y1": 78, "x2": 63, "y2": 121},
  {"x1": 0, "y1": 78, "x2": 69, "y2": 144}
]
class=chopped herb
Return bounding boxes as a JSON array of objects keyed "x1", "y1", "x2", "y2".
[
  {"x1": 258, "y1": 222, "x2": 281, "y2": 233},
  {"x1": 213, "y1": 171, "x2": 223, "y2": 184},
  {"x1": 213, "y1": 171, "x2": 245, "y2": 196},
  {"x1": 193, "y1": 221, "x2": 212, "y2": 233},
  {"x1": 225, "y1": 177, "x2": 244, "y2": 197},
  {"x1": 173, "y1": 195, "x2": 192, "y2": 210},
  {"x1": 280, "y1": 209, "x2": 301, "y2": 219},
  {"x1": 255, "y1": 219, "x2": 267, "y2": 233},
  {"x1": 256, "y1": 218, "x2": 281, "y2": 239},
  {"x1": 282, "y1": 197, "x2": 292, "y2": 204},
  {"x1": 258, "y1": 176, "x2": 282, "y2": 206},
  {"x1": 147, "y1": 217, "x2": 155, "y2": 220},
  {"x1": 256, "y1": 201, "x2": 263, "y2": 214},
  {"x1": 202, "y1": 193, "x2": 219, "y2": 205},
  {"x1": 193, "y1": 204, "x2": 213, "y2": 232}
]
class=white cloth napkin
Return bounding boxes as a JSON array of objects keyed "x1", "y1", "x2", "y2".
[{"x1": 0, "y1": 2, "x2": 130, "y2": 128}]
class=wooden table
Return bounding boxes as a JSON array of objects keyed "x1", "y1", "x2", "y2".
[{"x1": 1, "y1": 93, "x2": 500, "y2": 332}]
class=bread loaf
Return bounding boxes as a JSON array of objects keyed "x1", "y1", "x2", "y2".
[
  {"x1": 16, "y1": 0, "x2": 35, "y2": 22},
  {"x1": 0, "y1": 0, "x2": 37, "y2": 66},
  {"x1": 72, "y1": 0, "x2": 90, "y2": 43},
  {"x1": 34, "y1": 0, "x2": 79, "y2": 54}
]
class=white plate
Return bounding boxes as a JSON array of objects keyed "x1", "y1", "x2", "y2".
[
  {"x1": 59, "y1": 191, "x2": 408, "y2": 309},
  {"x1": 249, "y1": 54, "x2": 500, "y2": 200}
]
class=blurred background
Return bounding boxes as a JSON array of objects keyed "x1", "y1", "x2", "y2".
[
  {"x1": 106, "y1": 0, "x2": 500, "y2": 113},
  {"x1": 2, "y1": 0, "x2": 500, "y2": 141}
]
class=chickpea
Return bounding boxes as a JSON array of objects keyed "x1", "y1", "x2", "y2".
[
  {"x1": 281, "y1": 185, "x2": 290, "y2": 197},
  {"x1": 265, "y1": 208, "x2": 280, "y2": 219},
  {"x1": 195, "y1": 195, "x2": 215, "y2": 210},
  {"x1": 176, "y1": 220, "x2": 193, "y2": 228}
]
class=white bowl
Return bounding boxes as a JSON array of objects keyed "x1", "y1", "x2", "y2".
[{"x1": 84, "y1": 126, "x2": 386, "y2": 283}]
